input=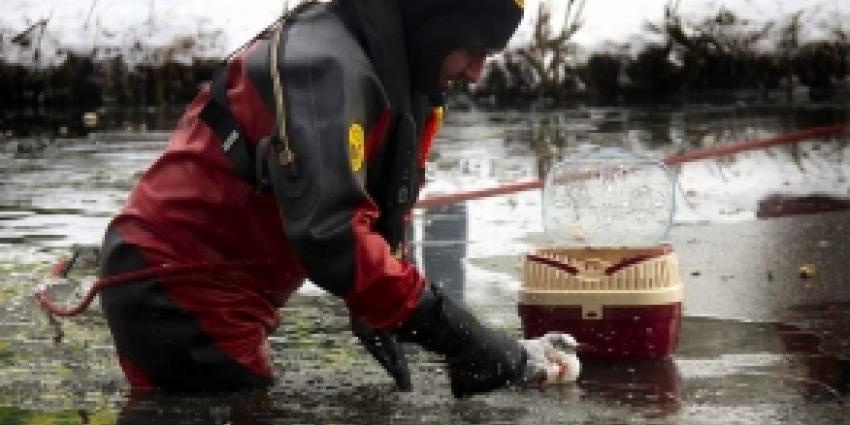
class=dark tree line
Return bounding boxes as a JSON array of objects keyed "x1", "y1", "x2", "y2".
[
  {"x1": 2, "y1": 0, "x2": 849, "y2": 137},
  {"x1": 1, "y1": 22, "x2": 222, "y2": 136},
  {"x1": 475, "y1": 0, "x2": 849, "y2": 106}
]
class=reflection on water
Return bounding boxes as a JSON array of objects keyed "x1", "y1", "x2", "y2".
[
  {"x1": 2, "y1": 310, "x2": 846, "y2": 424},
  {"x1": 0, "y1": 132, "x2": 165, "y2": 261},
  {"x1": 418, "y1": 203, "x2": 468, "y2": 300},
  {"x1": 1, "y1": 105, "x2": 849, "y2": 423},
  {"x1": 579, "y1": 358, "x2": 682, "y2": 415}
]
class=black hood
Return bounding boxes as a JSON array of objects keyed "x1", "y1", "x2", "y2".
[
  {"x1": 398, "y1": 0, "x2": 524, "y2": 95},
  {"x1": 333, "y1": 0, "x2": 413, "y2": 109},
  {"x1": 333, "y1": 0, "x2": 523, "y2": 98}
]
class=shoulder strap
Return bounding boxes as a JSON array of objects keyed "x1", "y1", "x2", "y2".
[{"x1": 199, "y1": 67, "x2": 258, "y2": 186}]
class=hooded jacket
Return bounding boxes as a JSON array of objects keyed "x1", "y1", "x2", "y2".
[{"x1": 103, "y1": 0, "x2": 523, "y2": 380}]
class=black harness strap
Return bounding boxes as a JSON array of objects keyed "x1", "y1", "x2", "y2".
[
  {"x1": 255, "y1": 135, "x2": 274, "y2": 190},
  {"x1": 199, "y1": 67, "x2": 265, "y2": 189},
  {"x1": 383, "y1": 113, "x2": 418, "y2": 252}
]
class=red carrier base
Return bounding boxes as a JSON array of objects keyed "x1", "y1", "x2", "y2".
[{"x1": 519, "y1": 302, "x2": 682, "y2": 360}]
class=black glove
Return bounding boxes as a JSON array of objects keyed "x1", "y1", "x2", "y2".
[
  {"x1": 396, "y1": 284, "x2": 527, "y2": 398},
  {"x1": 351, "y1": 314, "x2": 412, "y2": 391}
]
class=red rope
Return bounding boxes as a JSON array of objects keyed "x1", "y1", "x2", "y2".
[
  {"x1": 415, "y1": 180, "x2": 544, "y2": 210},
  {"x1": 413, "y1": 122, "x2": 850, "y2": 210},
  {"x1": 35, "y1": 122, "x2": 850, "y2": 318},
  {"x1": 662, "y1": 122, "x2": 850, "y2": 166},
  {"x1": 35, "y1": 259, "x2": 273, "y2": 317}
]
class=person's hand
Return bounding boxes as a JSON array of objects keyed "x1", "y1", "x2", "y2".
[{"x1": 518, "y1": 333, "x2": 581, "y2": 385}]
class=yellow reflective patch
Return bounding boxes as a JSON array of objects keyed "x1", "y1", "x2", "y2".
[
  {"x1": 514, "y1": 0, "x2": 524, "y2": 9},
  {"x1": 434, "y1": 106, "x2": 444, "y2": 126},
  {"x1": 348, "y1": 123, "x2": 365, "y2": 172}
]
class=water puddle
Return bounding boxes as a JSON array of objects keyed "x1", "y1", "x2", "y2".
[
  {"x1": 1, "y1": 107, "x2": 849, "y2": 423},
  {"x1": 2, "y1": 287, "x2": 846, "y2": 425}
]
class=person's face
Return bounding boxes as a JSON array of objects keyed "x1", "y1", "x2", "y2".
[{"x1": 438, "y1": 48, "x2": 490, "y2": 90}]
